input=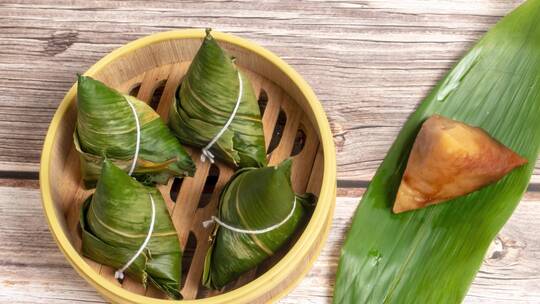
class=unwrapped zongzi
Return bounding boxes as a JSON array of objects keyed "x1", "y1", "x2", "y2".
[
  {"x1": 169, "y1": 29, "x2": 266, "y2": 168},
  {"x1": 393, "y1": 115, "x2": 527, "y2": 213},
  {"x1": 75, "y1": 75, "x2": 195, "y2": 187},
  {"x1": 80, "y1": 160, "x2": 182, "y2": 299},
  {"x1": 202, "y1": 159, "x2": 314, "y2": 289}
]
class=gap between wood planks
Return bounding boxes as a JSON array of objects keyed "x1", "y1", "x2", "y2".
[{"x1": 2, "y1": 176, "x2": 540, "y2": 200}]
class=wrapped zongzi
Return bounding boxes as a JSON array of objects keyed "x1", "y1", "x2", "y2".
[
  {"x1": 169, "y1": 29, "x2": 266, "y2": 168},
  {"x1": 202, "y1": 159, "x2": 315, "y2": 289},
  {"x1": 80, "y1": 160, "x2": 182, "y2": 299},
  {"x1": 75, "y1": 75, "x2": 195, "y2": 187}
]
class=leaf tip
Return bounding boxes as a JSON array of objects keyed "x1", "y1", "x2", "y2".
[{"x1": 205, "y1": 28, "x2": 212, "y2": 38}]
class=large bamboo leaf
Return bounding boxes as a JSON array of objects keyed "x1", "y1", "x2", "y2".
[
  {"x1": 80, "y1": 160, "x2": 182, "y2": 299},
  {"x1": 334, "y1": 1, "x2": 540, "y2": 303},
  {"x1": 202, "y1": 159, "x2": 315, "y2": 289},
  {"x1": 168, "y1": 29, "x2": 267, "y2": 168},
  {"x1": 75, "y1": 75, "x2": 195, "y2": 187}
]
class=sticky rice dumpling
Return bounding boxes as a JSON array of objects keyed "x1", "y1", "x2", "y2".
[
  {"x1": 75, "y1": 75, "x2": 195, "y2": 187},
  {"x1": 168, "y1": 29, "x2": 266, "y2": 168},
  {"x1": 80, "y1": 160, "x2": 182, "y2": 299},
  {"x1": 393, "y1": 115, "x2": 527, "y2": 213},
  {"x1": 202, "y1": 159, "x2": 315, "y2": 289}
]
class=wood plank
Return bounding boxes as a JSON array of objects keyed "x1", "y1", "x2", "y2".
[
  {"x1": 0, "y1": 186, "x2": 105, "y2": 304},
  {"x1": 283, "y1": 196, "x2": 540, "y2": 304},
  {"x1": 3, "y1": 0, "x2": 540, "y2": 183},
  {"x1": 1, "y1": 185, "x2": 538, "y2": 303}
]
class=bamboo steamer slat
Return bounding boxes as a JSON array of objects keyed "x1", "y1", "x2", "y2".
[{"x1": 40, "y1": 30, "x2": 336, "y2": 304}]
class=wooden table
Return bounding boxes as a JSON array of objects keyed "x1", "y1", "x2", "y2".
[{"x1": 0, "y1": 0, "x2": 538, "y2": 303}]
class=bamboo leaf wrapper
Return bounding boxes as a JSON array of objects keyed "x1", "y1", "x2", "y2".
[
  {"x1": 168, "y1": 29, "x2": 266, "y2": 168},
  {"x1": 80, "y1": 160, "x2": 182, "y2": 299},
  {"x1": 75, "y1": 75, "x2": 195, "y2": 187},
  {"x1": 334, "y1": 1, "x2": 540, "y2": 303}
]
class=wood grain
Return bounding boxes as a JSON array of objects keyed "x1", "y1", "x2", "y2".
[
  {"x1": 3, "y1": 0, "x2": 540, "y2": 182},
  {"x1": 1, "y1": 186, "x2": 538, "y2": 303},
  {"x1": 2, "y1": 1, "x2": 539, "y2": 303}
]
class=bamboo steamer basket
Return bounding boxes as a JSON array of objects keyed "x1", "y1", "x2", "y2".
[{"x1": 40, "y1": 29, "x2": 336, "y2": 304}]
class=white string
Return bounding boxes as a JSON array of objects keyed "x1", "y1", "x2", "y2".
[
  {"x1": 201, "y1": 71, "x2": 243, "y2": 163},
  {"x1": 114, "y1": 193, "x2": 156, "y2": 281},
  {"x1": 202, "y1": 197, "x2": 297, "y2": 235},
  {"x1": 125, "y1": 98, "x2": 141, "y2": 176}
]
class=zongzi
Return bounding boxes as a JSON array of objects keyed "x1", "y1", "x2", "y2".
[
  {"x1": 75, "y1": 75, "x2": 195, "y2": 187},
  {"x1": 168, "y1": 29, "x2": 266, "y2": 168},
  {"x1": 393, "y1": 115, "x2": 527, "y2": 213},
  {"x1": 202, "y1": 159, "x2": 314, "y2": 289},
  {"x1": 80, "y1": 160, "x2": 182, "y2": 299}
]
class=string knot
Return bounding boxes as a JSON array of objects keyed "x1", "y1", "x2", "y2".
[
  {"x1": 200, "y1": 149, "x2": 215, "y2": 164},
  {"x1": 202, "y1": 216, "x2": 216, "y2": 228},
  {"x1": 114, "y1": 271, "x2": 125, "y2": 281}
]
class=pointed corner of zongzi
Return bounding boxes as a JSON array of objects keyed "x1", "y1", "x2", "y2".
[
  {"x1": 77, "y1": 75, "x2": 122, "y2": 107},
  {"x1": 202, "y1": 28, "x2": 219, "y2": 47},
  {"x1": 96, "y1": 159, "x2": 132, "y2": 189},
  {"x1": 77, "y1": 74, "x2": 98, "y2": 92},
  {"x1": 100, "y1": 158, "x2": 115, "y2": 173},
  {"x1": 276, "y1": 159, "x2": 293, "y2": 186},
  {"x1": 276, "y1": 158, "x2": 293, "y2": 172},
  {"x1": 77, "y1": 74, "x2": 89, "y2": 94},
  {"x1": 193, "y1": 27, "x2": 235, "y2": 71},
  {"x1": 392, "y1": 114, "x2": 527, "y2": 214},
  {"x1": 201, "y1": 28, "x2": 216, "y2": 45}
]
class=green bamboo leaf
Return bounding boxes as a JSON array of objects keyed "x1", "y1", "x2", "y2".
[
  {"x1": 75, "y1": 75, "x2": 195, "y2": 187},
  {"x1": 202, "y1": 159, "x2": 315, "y2": 289},
  {"x1": 80, "y1": 160, "x2": 181, "y2": 299},
  {"x1": 168, "y1": 29, "x2": 267, "y2": 168},
  {"x1": 334, "y1": 1, "x2": 540, "y2": 303}
]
